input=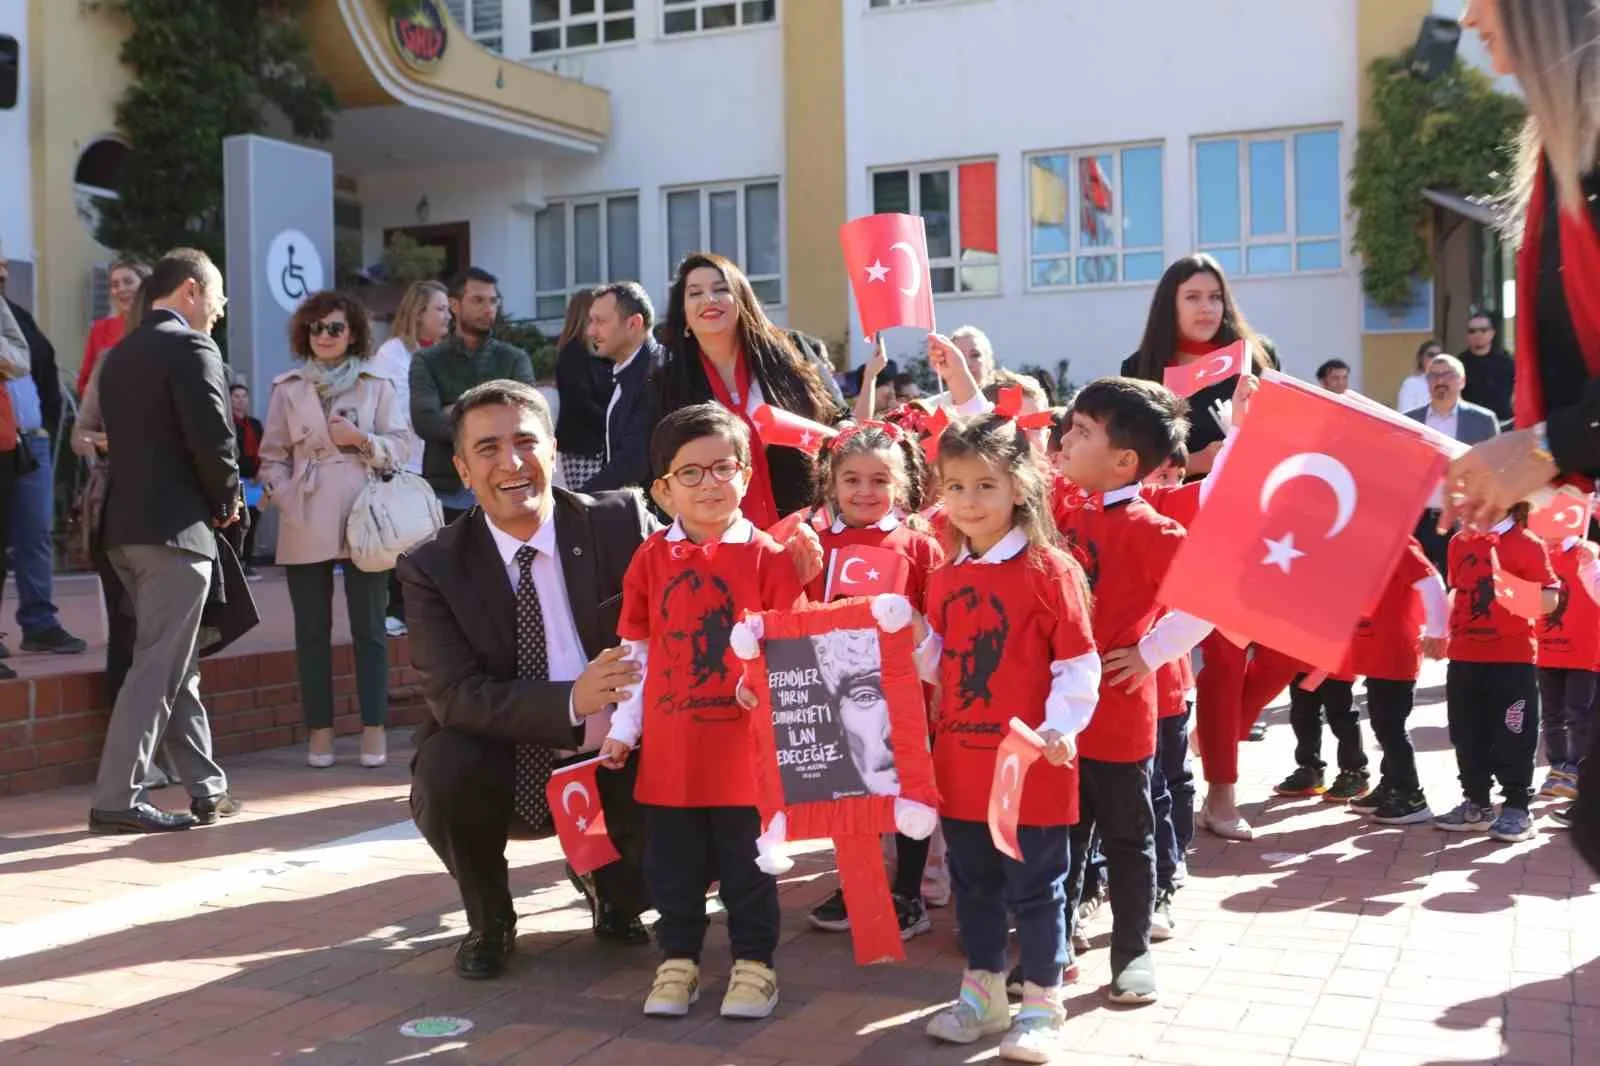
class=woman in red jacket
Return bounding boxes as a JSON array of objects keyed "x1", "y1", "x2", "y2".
[{"x1": 78, "y1": 257, "x2": 147, "y2": 396}]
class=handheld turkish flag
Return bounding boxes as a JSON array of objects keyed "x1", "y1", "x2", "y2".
[
  {"x1": 987, "y1": 718, "x2": 1046, "y2": 861},
  {"x1": 1495, "y1": 571, "x2": 1545, "y2": 620},
  {"x1": 750, "y1": 404, "x2": 837, "y2": 455},
  {"x1": 823, "y1": 544, "x2": 910, "y2": 601},
  {"x1": 544, "y1": 756, "x2": 621, "y2": 875},
  {"x1": 840, "y1": 214, "x2": 937, "y2": 340},
  {"x1": 1162, "y1": 341, "x2": 1250, "y2": 399},
  {"x1": 1528, "y1": 485, "x2": 1595, "y2": 543},
  {"x1": 1157, "y1": 373, "x2": 1450, "y2": 672}
]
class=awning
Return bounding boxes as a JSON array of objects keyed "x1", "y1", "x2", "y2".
[{"x1": 1422, "y1": 187, "x2": 1498, "y2": 228}]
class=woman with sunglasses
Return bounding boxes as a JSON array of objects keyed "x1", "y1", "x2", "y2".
[{"x1": 260, "y1": 290, "x2": 415, "y2": 769}]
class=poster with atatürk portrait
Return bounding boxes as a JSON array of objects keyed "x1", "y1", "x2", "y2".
[{"x1": 765, "y1": 627, "x2": 897, "y2": 806}]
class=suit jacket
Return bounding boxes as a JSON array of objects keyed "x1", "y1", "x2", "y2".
[
  {"x1": 397, "y1": 487, "x2": 657, "y2": 755},
  {"x1": 1405, "y1": 400, "x2": 1501, "y2": 446},
  {"x1": 99, "y1": 309, "x2": 239, "y2": 558},
  {"x1": 583, "y1": 336, "x2": 663, "y2": 493}
]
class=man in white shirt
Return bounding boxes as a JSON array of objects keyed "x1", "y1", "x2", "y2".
[
  {"x1": 1406, "y1": 353, "x2": 1501, "y2": 572},
  {"x1": 581, "y1": 281, "x2": 661, "y2": 493}
]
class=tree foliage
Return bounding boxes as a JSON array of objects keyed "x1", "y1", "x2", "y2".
[
  {"x1": 1350, "y1": 54, "x2": 1525, "y2": 307},
  {"x1": 94, "y1": 0, "x2": 338, "y2": 264}
]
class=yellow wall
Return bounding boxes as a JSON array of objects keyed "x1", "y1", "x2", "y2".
[
  {"x1": 27, "y1": 0, "x2": 131, "y2": 383},
  {"x1": 782, "y1": 0, "x2": 847, "y2": 362},
  {"x1": 1356, "y1": 0, "x2": 1435, "y2": 404}
]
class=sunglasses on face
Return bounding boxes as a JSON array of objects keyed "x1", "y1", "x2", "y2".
[
  {"x1": 309, "y1": 321, "x2": 348, "y2": 338},
  {"x1": 660, "y1": 458, "x2": 744, "y2": 488}
]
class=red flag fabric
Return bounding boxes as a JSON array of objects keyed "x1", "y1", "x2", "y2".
[
  {"x1": 840, "y1": 214, "x2": 937, "y2": 339},
  {"x1": 1529, "y1": 486, "x2": 1595, "y2": 543},
  {"x1": 958, "y1": 161, "x2": 998, "y2": 254},
  {"x1": 920, "y1": 406, "x2": 952, "y2": 463},
  {"x1": 545, "y1": 757, "x2": 621, "y2": 875},
  {"x1": 1495, "y1": 571, "x2": 1546, "y2": 620},
  {"x1": 987, "y1": 718, "x2": 1046, "y2": 861},
  {"x1": 1298, "y1": 670, "x2": 1329, "y2": 692},
  {"x1": 823, "y1": 544, "x2": 910, "y2": 601},
  {"x1": 1157, "y1": 374, "x2": 1449, "y2": 672},
  {"x1": 749, "y1": 404, "x2": 837, "y2": 456},
  {"x1": 1162, "y1": 340, "x2": 1249, "y2": 399}
]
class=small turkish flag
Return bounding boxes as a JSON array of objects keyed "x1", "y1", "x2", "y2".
[
  {"x1": 1157, "y1": 373, "x2": 1448, "y2": 671},
  {"x1": 840, "y1": 214, "x2": 937, "y2": 340},
  {"x1": 987, "y1": 718, "x2": 1046, "y2": 862},
  {"x1": 1528, "y1": 485, "x2": 1595, "y2": 543},
  {"x1": 750, "y1": 404, "x2": 837, "y2": 455},
  {"x1": 1162, "y1": 340, "x2": 1250, "y2": 399},
  {"x1": 544, "y1": 757, "x2": 621, "y2": 875},
  {"x1": 823, "y1": 544, "x2": 909, "y2": 601},
  {"x1": 1495, "y1": 571, "x2": 1545, "y2": 620}
]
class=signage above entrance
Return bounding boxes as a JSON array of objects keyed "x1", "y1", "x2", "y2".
[{"x1": 389, "y1": 1, "x2": 448, "y2": 71}]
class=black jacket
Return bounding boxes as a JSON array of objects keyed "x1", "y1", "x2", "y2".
[
  {"x1": 1459, "y1": 348, "x2": 1515, "y2": 424},
  {"x1": 583, "y1": 336, "x2": 663, "y2": 492},
  {"x1": 98, "y1": 309, "x2": 239, "y2": 558},
  {"x1": 554, "y1": 337, "x2": 611, "y2": 457},
  {"x1": 397, "y1": 488, "x2": 656, "y2": 756},
  {"x1": 4, "y1": 298, "x2": 62, "y2": 438}
]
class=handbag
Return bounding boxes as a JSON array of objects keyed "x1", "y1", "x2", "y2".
[{"x1": 346, "y1": 467, "x2": 444, "y2": 573}]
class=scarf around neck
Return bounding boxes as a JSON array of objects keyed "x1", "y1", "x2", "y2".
[{"x1": 299, "y1": 357, "x2": 365, "y2": 402}]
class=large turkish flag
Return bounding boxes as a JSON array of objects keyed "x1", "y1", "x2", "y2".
[
  {"x1": 840, "y1": 214, "x2": 937, "y2": 340},
  {"x1": 1157, "y1": 373, "x2": 1450, "y2": 671}
]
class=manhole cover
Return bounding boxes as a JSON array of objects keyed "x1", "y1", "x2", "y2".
[{"x1": 399, "y1": 1016, "x2": 474, "y2": 1038}]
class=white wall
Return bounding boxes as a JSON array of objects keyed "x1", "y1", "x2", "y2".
[
  {"x1": 0, "y1": 0, "x2": 32, "y2": 270},
  {"x1": 842, "y1": 0, "x2": 1364, "y2": 386}
]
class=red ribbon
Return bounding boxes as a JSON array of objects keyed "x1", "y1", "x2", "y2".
[
  {"x1": 831, "y1": 419, "x2": 906, "y2": 453},
  {"x1": 921, "y1": 407, "x2": 952, "y2": 462},
  {"x1": 700, "y1": 351, "x2": 779, "y2": 528}
]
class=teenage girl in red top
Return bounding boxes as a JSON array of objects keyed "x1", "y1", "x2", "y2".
[{"x1": 801, "y1": 421, "x2": 945, "y2": 940}]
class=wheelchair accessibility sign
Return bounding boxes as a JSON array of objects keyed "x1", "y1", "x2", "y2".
[{"x1": 265, "y1": 228, "x2": 324, "y2": 313}]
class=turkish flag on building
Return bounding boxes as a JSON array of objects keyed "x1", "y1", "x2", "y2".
[
  {"x1": 823, "y1": 544, "x2": 910, "y2": 601},
  {"x1": 750, "y1": 404, "x2": 837, "y2": 455},
  {"x1": 1157, "y1": 373, "x2": 1450, "y2": 672},
  {"x1": 987, "y1": 718, "x2": 1046, "y2": 862},
  {"x1": 544, "y1": 757, "x2": 620, "y2": 875},
  {"x1": 1162, "y1": 341, "x2": 1250, "y2": 399},
  {"x1": 1495, "y1": 571, "x2": 1545, "y2": 620},
  {"x1": 840, "y1": 214, "x2": 937, "y2": 339},
  {"x1": 1529, "y1": 485, "x2": 1595, "y2": 543}
]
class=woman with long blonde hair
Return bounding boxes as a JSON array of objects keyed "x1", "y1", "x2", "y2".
[
  {"x1": 1444, "y1": 0, "x2": 1600, "y2": 857},
  {"x1": 370, "y1": 279, "x2": 449, "y2": 636}
]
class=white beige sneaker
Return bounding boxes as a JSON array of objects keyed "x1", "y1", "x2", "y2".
[
  {"x1": 720, "y1": 960, "x2": 778, "y2": 1019},
  {"x1": 643, "y1": 959, "x2": 699, "y2": 1017},
  {"x1": 926, "y1": 969, "x2": 1010, "y2": 1044},
  {"x1": 1000, "y1": 982, "x2": 1065, "y2": 1063}
]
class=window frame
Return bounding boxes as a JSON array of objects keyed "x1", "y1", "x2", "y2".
[
  {"x1": 530, "y1": 0, "x2": 637, "y2": 55},
  {"x1": 1022, "y1": 141, "x2": 1165, "y2": 293},
  {"x1": 661, "y1": 178, "x2": 786, "y2": 308},
  {"x1": 533, "y1": 191, "x2": 642, "y2": 320},
  {"x1": 867, "y1": 156, "x2": 1000, "y2": 299},
  {"x1": 443, "y1": 0, "x2": 505, "y2": 53},
  {"x1": 867, "y1": 0, "x2": 990, "y2": 11},
  {"x1": 661, "y1": 0, "x2": 779, "y2": 38},
  {"x1": 1191, "y1": 125, "x2": 1345, "y2": 278}
]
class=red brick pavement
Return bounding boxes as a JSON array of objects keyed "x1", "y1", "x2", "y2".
[{"x1": 0, "y1": 667, "x2": 1596, "y2": 1065}]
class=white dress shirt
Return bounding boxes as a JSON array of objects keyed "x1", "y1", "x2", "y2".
[
  {"x1": 603, "y1": 343, "x2": 643, "y2": 464},
  {"x1": 1420, "y1": 403, "x2": 1463, "y2": 510},
  {"x1": 484, "y1": 514, "x2": 590, "y2": 732}
]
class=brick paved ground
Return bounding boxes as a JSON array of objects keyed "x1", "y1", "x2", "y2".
[{"x1": 1, "y1": 662, "x2": 1596, "y2": 1066}]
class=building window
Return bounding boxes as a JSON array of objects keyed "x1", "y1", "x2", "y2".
[
  {"x1": 665, "y1": 181, "x2": 783, "y2": 306},
  {"x1": 868, "y1": 0, "x2": 959, "y2": 7},
  {"x1": 1026, "y1": 144, "x2": 1163, "y2": 288},
  {"x1": 531, "y1": 0, "x2": 635, "y2": 53},
  {"x1": 1194, "y1": 128, "x2": 1342, "y2": 276},
  {"x1": 870, "y1": 159, "x2": 998, "y2": 296},
  {"x1": 443, "y1": 0, "x2": 504, "y2": 52},
  {"x1": 663, "y1": 0, "x2": 776, "y2": 35},
  {"x1": 533, "y1": 194, "x2": 641, "y2": 320}
]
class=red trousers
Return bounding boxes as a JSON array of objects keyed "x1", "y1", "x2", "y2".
[{"x1": 1194, "y1": 634, "x2": 1303, "y2": 785}]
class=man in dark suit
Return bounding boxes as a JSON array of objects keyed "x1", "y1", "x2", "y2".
[
  {"x1": 1407, "y1": 352, "x2": 1502, "y2": 573},
  {"x1": 578, "y1": 281, "x2": 661, "y2": 493},
  {"x1": 400, "y1": 379, "x2": 653, "y2": 980},
  {"x1": 90, "y1": 248, "x2": 242, "y2": 834}
]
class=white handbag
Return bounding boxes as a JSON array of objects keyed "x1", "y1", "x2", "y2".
[{"x1": 346, "y1": 469, "x2": 445, "y2": 573}]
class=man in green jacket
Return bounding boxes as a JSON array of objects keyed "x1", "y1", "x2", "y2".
[{"x1": 410, "y1": 267, "x2": 536, "y2": 522}]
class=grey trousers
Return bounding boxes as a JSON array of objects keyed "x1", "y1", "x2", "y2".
[{"x1": 90, "y1": 544, "x2": 226, "y2": 810}]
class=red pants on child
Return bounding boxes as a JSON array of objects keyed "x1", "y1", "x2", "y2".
[{"x1": 1194, "y1": 634, "x2": 1302, "y2": 785}]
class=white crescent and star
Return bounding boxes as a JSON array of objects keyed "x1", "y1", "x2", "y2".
[
  {"x1": 864, "y1": 259, "x2": 890, "y2": 283},
  {"x1": 998, "y1": 753, "x2": 1021, "y2": 811},
  {"x1": 1257, "y1": 452, "x2": 1358, "y2": 574},
  {"x1": 1555, "y1": 504, "x2": 1584, "y2": 530},
  {"x1": 561, "y1": 780, "x2": 591, "y2": 832},
  {"x1": 890, "y1": 241, "x2": 922, "y2": 298},
  {"x1": 1194, "y1": 352, "x2": 1236, "y2": 381},
  {"x1": 839, "y1": 557, "x2": 866, "y2": 585}
]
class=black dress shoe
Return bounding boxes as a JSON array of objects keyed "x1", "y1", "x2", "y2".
[
  {"x1": 594, "y1": 904, "x2": 650, "y2": 945},
  {"x1": 191, "y1": 793, "x2": 243, "y2": 825},
  {"x1": 88, "y1": 803, "x2": 198, "y2": 834},
  {"x1": 454, "y1": 920, "x2": 516, "y2": 980}
]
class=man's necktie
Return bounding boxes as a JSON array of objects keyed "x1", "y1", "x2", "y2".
[{"x1": 512, "y1": 545, "x2": 554, "y2": 829}]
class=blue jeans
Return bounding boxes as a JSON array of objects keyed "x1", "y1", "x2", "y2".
[
  {"x1": 942, "y1": 816, "x2": 1070, "y2": 988},
  {"x1": 1153, "y1": 709, "x2": 1195, "y2": 892},
  {"x1": 6, "y1": 433, "x2": 60, "y2": 636}
]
